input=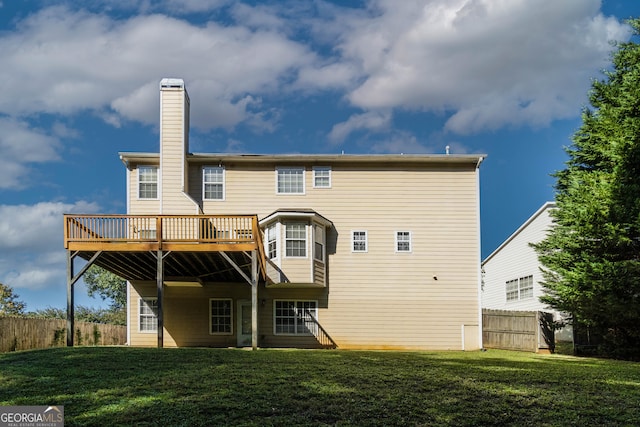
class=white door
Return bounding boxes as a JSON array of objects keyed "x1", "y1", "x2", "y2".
[{"x1": 236, "y1": 300, "x2": 252, "y2": 347}]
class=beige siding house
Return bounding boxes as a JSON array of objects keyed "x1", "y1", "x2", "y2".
[{"x1": 65, "y1": 78, "x2": 486, "y2": 351}]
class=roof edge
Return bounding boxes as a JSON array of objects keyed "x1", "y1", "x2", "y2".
[
  {"x1": 482, "y1": 201, "x2": 556, "y2": 266},
  {"x1": 119, "y1": 152, "x2": 487, "y2": 167}
]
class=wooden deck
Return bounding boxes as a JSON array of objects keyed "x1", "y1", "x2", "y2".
[
  {"x1": 64, "y1": 214, "x2": 267, "y2": 349},
  {"x1": 63, "y1": 214, "x2": 267, "y2": 282}
]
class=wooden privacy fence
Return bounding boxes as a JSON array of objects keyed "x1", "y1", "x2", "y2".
[
  {"x1": 0, "y1": 317, "x2": 126, "y2": 353},
  {"x1": 482, "y1": 309, "x2": 554, "y2": 353}
]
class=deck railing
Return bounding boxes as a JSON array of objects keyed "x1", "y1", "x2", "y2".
[
  {"x1": 304, "y1": 309, "x2": 337, "y2": 349},
  {"x1": 64, "y1": 214, "x2": 263, "y2": 247}
]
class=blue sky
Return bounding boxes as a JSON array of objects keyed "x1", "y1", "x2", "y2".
[{"x1": 0, "y1": 0, "x2": 639, "y2": 311}]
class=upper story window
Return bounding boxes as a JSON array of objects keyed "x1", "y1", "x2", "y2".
[
  {"x1": 352, "y1": 230, "x2": 368, "y2": 253},
  {"x1": 313, "y1": 166, "x2": 331, "y2": 188},
  {"x1": 266, "y1": 224, "x2": 278, "y2": 259},
  {"x1": 203, "y1": 166, "x2": 225, "y2": 201},
  {"x1": 314, "y1": 224, "x2": 325, "y2": 262},
  {"x1": 277, "y1": 167, "x2": 305, "y2": 194},
  {"x1": 138, "y1": 166, "x2": 158, "y2": 199},
  {"x1": 396, "y1": 231, "x2": 412, "y2": 253},
  {"x1": 285, "y1": 222, "x2": 307, "y2": 257},
  {"x1": 506, "y1": 275, "x2": 534, "y2": 302}
]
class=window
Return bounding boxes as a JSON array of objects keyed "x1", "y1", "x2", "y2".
[
  {"x1": 235, "y1": 229, "x2": 253, "y2": 240},
  {"x1": 314, "y1": 225, "x2": 325, "y2": 262},
  {"x1": 277, "y1": 167, "x2": 305, "y2": 194},
  {"x1": 506, "y1": 279, "x2": 519, "y2": 302},
  {"x1": 138, "y1": 229, "x2": 157, "y2": 240},
  {"x1": 519, "y1": 275, "x2": 534, "y2": 299},
  {"x1": 352, "y1": 231, "x2": 368, "y2": 252},
  {"x1": 203, "y1": 166, "x2": 225, "y2": 200},
  {"x1": 138, "y1": 166, "x2": 158, "y2": 199},
  {"x1": 285, "y1": 223, "x2": 307, "y2": 257},
  {"x1": 210, "y1": 299, "x2": 232, "y2": 334},
  {"x1": 506, "y1": 275, "x2": 534, "y2": 301},
  {"x1": 139, "y1": 298, "x2": 157, "y2": 332},
  {"x1": 396, "y1": 231, "x2": 412, "y2": 252},
  {"x1": 274, "y1": 300, "x2": 318, "y2": 335},
  {"x1": 266, "y1": 224, "x2": 278, "y2": 259},
  {"x1": 313, "y1": 167, "x2": 331, "y2": 188}
]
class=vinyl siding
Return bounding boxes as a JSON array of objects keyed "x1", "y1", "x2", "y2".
[
  {"x1": 191, "y1": 162, "x2": 480, "y2": 350},
  {"x1": 159, "y1": 87, "x2": 193, "y2": 214},
  {"x1": 128, "y1": 166, "x2": 160, "y2": 214},
  {"x1": 126, "y1": 161, "x2": 480, "y2": 349},
  {"x1": 129, "y1": 281, "x2": 253, "y2": 348},
  {"x1": 128, "y1": 282, "x2": 163, "y2": 347},
  {"x1": 482, "y1": 204, "x2": 557, "y2": 314}
]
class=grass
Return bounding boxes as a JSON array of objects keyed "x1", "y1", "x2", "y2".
[{"x1": 0, "y1": 347, "x2": 639, "y2": 426}]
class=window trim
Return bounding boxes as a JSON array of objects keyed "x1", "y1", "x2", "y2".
[
  {"x1": 209, "y1": 298, "x2": 233, "y2": 335},
  {"x1": 312, "y1": 166, "x2": 332, "y2": 189},
  {"x1": 266, "y1": 223, "x2": 278, "y2": 260},
  {"x1": 273, "y1": 300, "x2": 318, "y2": 336},
  {"x1": 314, "y1": 224, "x2": 325, "y2": 262},
  {"x1": 506, "y1": 275, "x2": 534, "y2": 302},
  {"x1": 285, "y1": 222, "x2": 307, "y2": 258},
  {"x1": 351, "y1": 230, "x2": 368, "y2": 253},
  {"x1": 395, "y1": 231, "x2": 412, "y2": 253},
  {"x1": 138, "y1": 298, "x2": 158, "y2": 333},
  {"x1": 519, "y1": 275, "x2": 534, "y2": 299},
  {"x1": 276, "y1": 167, "x2": 305, "y2": 195},
  {"x1": 138, "y1": 166, "x2": 158, "y2": 200},
  {"x1": 202, "y1": 166, "x2": 225, "y2": 201}
]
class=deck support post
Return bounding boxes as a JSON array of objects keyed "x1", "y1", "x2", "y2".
[
  {"x1": 157, "y1": 249, "x2": 164, "y2": 348},
  {"x1": 66, "y1": 251, "x2": 75, "y2": 347},
  {"x1": 251, "y1": 250, "x2": 258, "y2": 350},
  {"x1": 66, "y1": 250, "x2": 102, "y2": 347}
]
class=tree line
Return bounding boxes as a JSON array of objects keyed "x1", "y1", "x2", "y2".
[{"x1": 0, "y1": 266, "x2": 126, "y2": 325}]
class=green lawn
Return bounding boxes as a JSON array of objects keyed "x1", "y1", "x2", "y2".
[{"x1": 0, "y1": 347, "x2": 638, "y2": 426}]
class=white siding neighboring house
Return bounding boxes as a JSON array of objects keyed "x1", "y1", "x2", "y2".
[{"x1": 482, "y1": 202, "x2": 571, "y2": 341}]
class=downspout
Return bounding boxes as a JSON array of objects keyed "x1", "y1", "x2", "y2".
[
  {"x1": 124, "y1": 159, "x2": 131, "y2": 345},
  {"x1": 476, "y1": 156, "x2": 485, "y2": 349},
  {"x1": 182, "y1": 191, "x2": 202, "y2": 214}
]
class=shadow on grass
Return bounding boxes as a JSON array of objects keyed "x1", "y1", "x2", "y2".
[{"x1": 1, "y1": 347, "x2": 639, "y2": 426}]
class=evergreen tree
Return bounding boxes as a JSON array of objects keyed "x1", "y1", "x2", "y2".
[{"x1": 534, "y1": 19, "x2": 640, "y2": 359}]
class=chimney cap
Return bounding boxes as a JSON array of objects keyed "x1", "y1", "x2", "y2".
[{"x1": 160, "y1": 78, "x2": 185, "y2": 89}]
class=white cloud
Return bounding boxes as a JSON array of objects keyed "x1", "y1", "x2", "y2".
[
  {"x1": 0, "y1": 117, "x2": 61, "y2": 189},
  {"x1": 328, "y1": 0, "x2": 630, "y2": 134},
  {"x1": 3, "y1": 268, "x2": 61, "y2": 292},
  {"x1": 328, "y1": 110, "x2": 392, "y2": 143},
  {"x1": 0, "y1": 5, "x2": 315, "y2": 131},
  {"x1": 0, "y1": 201, "x2": 100, "y2": 252},
  {"x1": 162, "y1": 0, "x2": 229, "y2": 13},
  {"x1": 296, "y1": 62, "x2": 360, "y2": 91},
  {"x1": 229, "y1": 3, "x2": 288, "y2": 32},
  {"x1": 0, "y1": 0, "x2": 632, "y2": 144},
  {"x1": 0, "y1": 201, "x2": 101, "y2": 292},
  {"x1": 369, "y1": 131, "x2": 430, "y2": 154}
]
